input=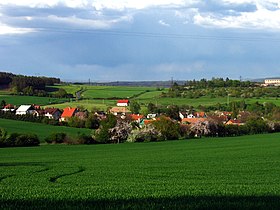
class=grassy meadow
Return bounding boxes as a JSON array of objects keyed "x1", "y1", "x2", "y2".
[
  {"x1": 0, "y1": 95, "x2": 68, "y2": 106},
  {"x1": 0, "y1": 118, "x2": 91, "y2": 141},
  {"x1": 0, "y1": 133, "x2": 280, "y2": 209},
  {"x1": 1, "y1": 84, "x2": 279, "y2": 110}
]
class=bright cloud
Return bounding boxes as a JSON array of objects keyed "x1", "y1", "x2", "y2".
[
  {"x1": 158, "y1": 20, "x2": 170, "y2": 27},
  {"x1": 0, "y1": 22, "x2": 34, "y2": 34},
  {"x1": 193, "y1": 3, "x2": 280, "y2": 30}
]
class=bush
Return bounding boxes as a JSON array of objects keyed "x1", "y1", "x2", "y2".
[
  {"x1": 77, "y1": 133, "x2": 95, "y2": 144},
  {"x1": 245, "y1": 119, "x2": 269, "y2": 134},
  {"x1": 14, "y1": 134, "x2": 40, "y2": 147},
  {"x1": 45, "y1": 132, "x2": 67, "y2": 144},
  {"x1": 1, "y1": 132, "x2": 40, "y2": 147}
]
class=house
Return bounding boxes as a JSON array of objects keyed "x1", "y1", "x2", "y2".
[
  {"x1": 181, "y1": 118, "x2": 208, "y2": 125},
  {"x1": 110, "y1": 107, "x2": 131, "y2": 116},
  {"x1": 226, "y1": 119, "x2": 244, "y2": 126},
  {"x1": 117, "y1": 100, "x2": 129, "y2": 107},
  {"x1": 2, "y1": 104, "x2": 15, "y2": 112},
  {"x1": 130, "y1": 114, "x2": 144, "y2": 122},
  {"x1": 60, "y1": 107, "x2": 78, "y2": 121},
  {"x1": 147, "y1": 113, "x2": 157, "y2": 119},
  {"x1": 195, "y1": 112, "x2": 207, "y2": 118},
  {"x1": 44, "y1": 108, "x2": 62, "y2": 120},
  {"x1": 15, "y1": 105, "x2": 36, "y2": 115}
]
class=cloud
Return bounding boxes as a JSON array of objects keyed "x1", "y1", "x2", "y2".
[
  {"x1": 0, "y1": 22, "x2": 34, "y2": 34},
  {"x1": 193, "y1": 6, "x2": 280, "y2": 30},
  {"x1": 158, "y1": 20, "x2": 170, "y2": 27}
]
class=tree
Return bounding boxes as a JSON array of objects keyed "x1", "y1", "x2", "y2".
[
  {"x1": 130, "y1": 101, "x2": 141, "y2": 114},
  {"x1": 147, "y1": 103, "x2": 157, "y2": 113},
  {"x1": 153, "y1": 117, "x2": 180, "y2": 140},
  {"x1": 0, "y1": 100, "x2": 6, "y2": 108},
  {"x1": 109, "y1": 121, "x2": 132, "y2": 143},
  {"x1": 166, "y1": 105, "x2": 180, "y2": 121},
  {"x1": 55, "y1": 88, "x2": 68, "y2": 98},
  {"x1": 85, "y1": 115, "x2": 100, "y2": 129},
  {"x1": 0, "y1": 128, "x2": 8, "y2": 147}
]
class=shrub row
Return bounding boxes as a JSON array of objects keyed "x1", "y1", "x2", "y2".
[{"x1": 0, "y1": 128, "x2": 40, "y2": 147}]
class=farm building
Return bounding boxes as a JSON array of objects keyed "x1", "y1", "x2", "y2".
[
  {"x1": 117, "y1": 100, "x2": 129, "y2": 107},
  {"x1": 15, "y1": 105, "x2": 36, "y2": 115}
]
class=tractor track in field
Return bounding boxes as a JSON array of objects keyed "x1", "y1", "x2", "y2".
[
  {"x1": 49, "y1": 166, "x2": 85, "y2": 183},
  {"x1": 0, "y1": 175, "x2": 15, "y2": 182}
]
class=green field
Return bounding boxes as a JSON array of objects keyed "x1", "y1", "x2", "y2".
[
  {"x1": 82, "y1": 86, "x2": 159, "y2": 99},
  {"x1": 0, "y1": 118, "x2": 91, "y2": 141},
  {"x1": 1, "y1": 133, "x2": 280, "y2": 209},
  {"x1": 0, "y1": 95, "x2": 68, "y2": 106}
]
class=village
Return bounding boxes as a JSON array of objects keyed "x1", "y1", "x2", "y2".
[{"x1": 1, "y1": 99, "x2": 247, "y2": 128}]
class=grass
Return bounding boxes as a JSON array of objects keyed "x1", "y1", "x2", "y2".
[
  {"x1": 0, "y1": 95, "x2": 68, "y2": 106},
  {"x1": 0, "y1": 133, "x2": 280, "y2": 209},
  {"x1": 82, "y1": 86, "x2": 159, "y2": 99},
  {"x1": 0, "y1": 118, "x2": 92, "y2": 142}
]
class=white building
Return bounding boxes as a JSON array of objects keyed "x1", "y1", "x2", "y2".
[
  {"x1": 15, "y1": 105, "x2": 36, "y2": 115},
  {"x1": 117, "y1": 100, "x2": 129, "y2": 107},
  {"x1": 264, "y1": 79, "x2": 280, "y2": 86}
]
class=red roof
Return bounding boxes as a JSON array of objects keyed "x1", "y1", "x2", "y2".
[
  {"x1": 182, "y1": 118, "x2": 207, "y2": 124},
  {"x1": 4, "y1": 104, "x2": 14, "y2": 109},
  {"x1": 117, "y1": 100, "x2": 129, "y2": 103},
  {"x1": 226, "y1": 119, "x2": 244, "y2": 125},
  {"x1": 61, "y1": 107, "x2": 77, "y2": 118},
  {"x1": 130, "y1": 114, "x2": 144, "y2": 120}
]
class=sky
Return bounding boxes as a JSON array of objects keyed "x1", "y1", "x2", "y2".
[{"x1": 0, "y1": 0, "x2": 280, "y2": 82}]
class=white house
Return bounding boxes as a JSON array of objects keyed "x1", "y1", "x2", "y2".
[
  {"x1": 15, "y1": 105, "x2": 36, "y2": 115},
  {"x1": 117, "y1": 100, "x2": 129, "y2": 107},
  {"x1": 44, "y1": 108, "x2": 62, "y2": 120}
]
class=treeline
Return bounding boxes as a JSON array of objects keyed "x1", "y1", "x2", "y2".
[
  {"x1": 0, "y1": 72, "x2": 60, "y2": 96},
  {"x1": 185, "y1": 78, "x2": 254, "y2": 88},
  {"x1": 165, "y1": 78, "x2": 279, "y2": 99}
]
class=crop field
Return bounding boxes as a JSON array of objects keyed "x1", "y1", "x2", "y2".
[
  {"x1": 1, "y1": 133, "x2": 280, "y2": 209},
  {"x1": 0, "y1": 118, "x2": 91, "y2": 141},
  {"x1": 82, "y1": 86, "x2": 160, "y2": 99},
  {"x1": 44, "y1": 99, "x2": 116, "y2": 111},
  {"x1": 0, "y1": 94, "x2": 68, "y2": 106}
]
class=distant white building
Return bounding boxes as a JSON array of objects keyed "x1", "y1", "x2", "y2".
[
  {"x1": 264, "y1": 79, "x2": 280, "y2": 86},
  {"x1": 16, "y1": 105, "x2": 36, "y2": 115}
]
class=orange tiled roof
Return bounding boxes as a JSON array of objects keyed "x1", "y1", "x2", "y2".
[
  {"x1": 181, "y1": 118, "x2": 207, "y2": 124},
  {"x1": 61, "y1": 107, "x2": 77, "y2": 118},
  {"x1": 130, "y1": 114, "x2": 144, "y2": 120}
]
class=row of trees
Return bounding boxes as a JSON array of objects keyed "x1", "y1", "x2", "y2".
[
  {"x1": 0, "y1": 128, "x2": 40, "y2": 147},
  {"x1": 185, "y1": 78, "x2": 254, "y2": 88},
  {"x1": 165, "y1": 78, "x2": 279, "y2": 99}
]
